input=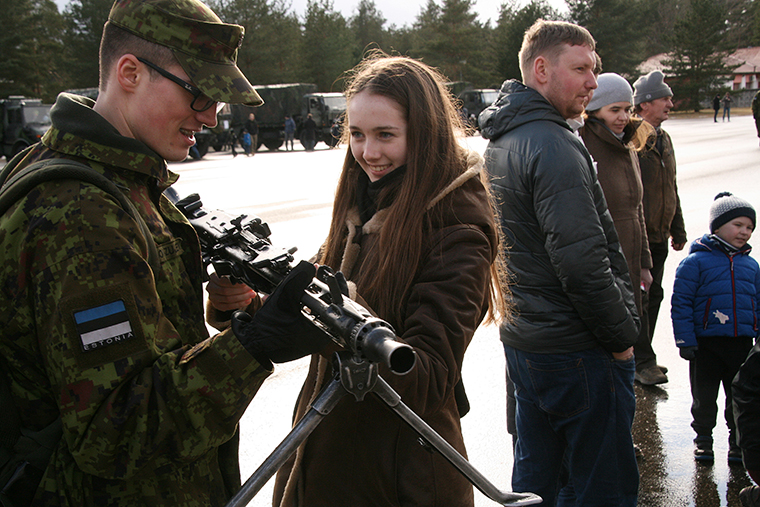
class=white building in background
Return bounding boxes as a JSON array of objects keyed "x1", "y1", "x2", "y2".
[{"x1": 639, "y1": 47, "x2": 760, "y2": 91}]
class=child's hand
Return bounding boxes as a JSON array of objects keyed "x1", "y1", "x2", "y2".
[{"x1": 679, "y1": 346, "x2": 698, "y2": 361}]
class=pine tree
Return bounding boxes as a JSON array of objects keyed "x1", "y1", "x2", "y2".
[
  {"x1": 350, "y1": 0, "x2": 388, "y2": 61},
  {"x1": 61, "y1": 0, "x2": 112, "y2": 90},
  {"x1": 567, "y1": 0, "x2": 646, "y2": 78},
  {"x1": 664, "y1": 0, "x2": 736, "y2": 111},
  {"x1": 414, "y1": 0, "x2": 490, "y2": 85},
  {"x1": 491, "y1": 0, "x2": 558, "y2": 83},
  {"x1": 0, "y1": 0, "x2": 66, "y2": 101},
  {"x1": 209, "y1": 0, "x2": 302, "y2": 85},
  {"x1": 301, "y1": 0, "x2": 355, "y2": 91}
]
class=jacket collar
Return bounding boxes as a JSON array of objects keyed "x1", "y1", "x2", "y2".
[{"x1": 42, "y1": 93, "x2": 171, "y2": 185}]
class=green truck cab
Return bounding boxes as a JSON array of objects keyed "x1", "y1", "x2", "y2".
[{"x1": 1, "y1": 96, "x2": 52, "y2": 160}]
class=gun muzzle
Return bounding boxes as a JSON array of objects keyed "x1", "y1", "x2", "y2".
[{"x1": 353, "y1": 320, "x2": 416, "y2": 375}]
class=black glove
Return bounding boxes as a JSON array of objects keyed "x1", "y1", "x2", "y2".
[
  {"x1": 231, "y1": 261, "x2": 332, "y2": 364},
  {"x1": 680, "y1": 346, "x2": 698, "y2": 361}
]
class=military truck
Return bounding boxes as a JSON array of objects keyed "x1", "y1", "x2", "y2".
[
  {"x1": 0, "y1": 96, "x2": 53, "y2": 160},
  {"x1": 457, "y1": 88, "x2": 500, "y2": 129}
]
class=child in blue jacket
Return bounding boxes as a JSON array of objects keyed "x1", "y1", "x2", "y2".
[{"x1": 672, "y1": 192, "x2": 759, "y2": 464}]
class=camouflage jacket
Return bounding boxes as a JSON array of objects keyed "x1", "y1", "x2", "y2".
[{"x1": 0, "y1": 93, "x2": 271, "y2": 506}]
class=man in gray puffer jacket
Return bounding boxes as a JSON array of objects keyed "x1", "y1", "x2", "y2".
[{"x1": 479, "y1": 20, "x2": 640, "y2": 507}]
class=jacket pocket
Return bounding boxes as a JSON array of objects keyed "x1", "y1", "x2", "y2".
[{"x1": 703, "y1": 298, "x2": 712, "y2": 330}]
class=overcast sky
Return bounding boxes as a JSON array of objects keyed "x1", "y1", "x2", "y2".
[{"x1": 53, "y1": 0, "x2": 567, "y2": 29}]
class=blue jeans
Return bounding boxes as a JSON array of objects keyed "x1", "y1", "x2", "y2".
[{"x1": 505, "y1": 345, "x2": 638, "y2": 506}]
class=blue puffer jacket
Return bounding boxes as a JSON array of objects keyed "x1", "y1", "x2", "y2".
[{"x1": 671, "y1": 234, "x2": 760, "y2": 348}]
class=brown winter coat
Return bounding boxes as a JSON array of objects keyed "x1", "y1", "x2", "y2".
[
  {"x1": 581, "y1": 118, "x2": 653, "y2": 312},
  {"x1": 272, "y1": 153, "x2": 498, "y2": 507},
  {"x1": 637, "y1": 126, "x2": 687, "y2": 245}
]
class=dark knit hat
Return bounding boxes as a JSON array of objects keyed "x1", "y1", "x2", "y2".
[
  {"x1": 633, "y1": 70, "x2": 673, "y2": 106},
  {"x1": 108, "y1": 0, "x2": 262, "y2": 106},
  {"x1": 709, "y1": 192, "x2": 756, "y2": 233}
]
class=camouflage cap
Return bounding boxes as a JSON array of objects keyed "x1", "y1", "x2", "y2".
[{"x1": 109, "y1": 0, "x2": 262, "y2": 106}]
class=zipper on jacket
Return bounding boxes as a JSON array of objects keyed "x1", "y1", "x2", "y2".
[
  {"x1": 703, "y1": 298, "x2": 712, "y2": 330},
  {"x1": 730, "y1": 255, "x2": 738, "y2": 337}
]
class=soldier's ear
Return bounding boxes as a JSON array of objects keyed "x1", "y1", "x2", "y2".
[{"x1": 115, "y1": 54, "x2": 143, "y2": 94}]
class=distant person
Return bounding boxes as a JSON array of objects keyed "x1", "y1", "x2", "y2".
[
  {"x1": 752, "y1": 90, "x2": 760, "y2": 147},
  {"x1": 479, "y1": 20, "x2": 640, "y2": 506},
  {"x1": 240, "y1": 129, "x2": 252, "y2": 156},
  {"x1": 244, "y1": 112, "x2": 258, "y2": 155},
  {"x1": 672, "y1": 192, "x2": 758, "y2": 464},
  {"x1": 733, "y1": 341, "x2": 760, "y2": 505},
  {"x1": 284, "y1": 115, "x2": 296, "y2": 151},
  {"x1": 723, "y1": 91, "x2": 733, "y2": 122},
  {"x1": 713, "y1": 94, "x2": 721, "y2": 122},
  {"x1": 329, "y1": 117, "x2": 341, "y2": 148},
  {"x1": 273, "y1": 53, "x2": 510, "y2": 507},
  {"x1": 633, "y1": 69, "x2": 687, "y2": 385},
  {"x1": 301, "y1": 113, "x2": 317, "y2": 151}
]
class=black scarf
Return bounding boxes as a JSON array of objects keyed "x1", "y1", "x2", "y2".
[{"x1": 356, "y1": 166, "x2": 407, "y2": 225}]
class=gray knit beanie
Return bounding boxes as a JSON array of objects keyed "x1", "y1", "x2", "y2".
[
  {"x1": 633, "y1": 70, "x2": 673, "y2": 106},
  {"x1": 709, "y1": 192, "x2": 756, "y2": 233},
  {"x1": 586, "y1": 73, "x2": 633, "y2": 112}
]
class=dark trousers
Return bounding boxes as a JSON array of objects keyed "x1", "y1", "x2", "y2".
[
  {"x1": 690, "y1": 336, "x2": 754, "y2": 439},
  {"x1": 635, "y1": 241, "x2": 668, "y2": 370}
]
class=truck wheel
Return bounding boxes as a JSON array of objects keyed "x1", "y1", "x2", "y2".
[
  {"x1": 264, "y1": 140, "x2": 283, "y2": 151},
  {"x1": 196, "y1": 142, "x2": 209, "y2": 158}
]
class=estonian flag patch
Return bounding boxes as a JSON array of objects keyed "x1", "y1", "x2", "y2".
[{"x1": 74, "y1": 300, "x2": 135, "y2": 352}]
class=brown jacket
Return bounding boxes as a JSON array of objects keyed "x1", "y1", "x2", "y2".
[
  {"x1": 637, "y1": 126, "x2": 687, "y2": 245},
  {"x1": 581, "y1": 118, "x2": 652, "y2": 312},
  {"x1": 273, "y1": 153, "x2": 498, "y2": 507}
]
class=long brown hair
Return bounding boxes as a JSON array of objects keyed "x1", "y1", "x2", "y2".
[{"x1": 320, "y1": 52, "x2": 510, "y2": 326}]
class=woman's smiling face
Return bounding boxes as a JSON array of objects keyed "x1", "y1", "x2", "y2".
[{"x1": 348, "y1": 91, "x2": 408, "y2": 182}]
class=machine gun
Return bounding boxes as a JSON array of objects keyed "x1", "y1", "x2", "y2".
[
  {"x1": 174, "y1": 192, "x2": 415, "y2": 374},
  {"x1": 172, "y1": 193, "x2": 541, "y2": 507}
]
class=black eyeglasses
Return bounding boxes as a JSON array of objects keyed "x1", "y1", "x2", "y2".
[{"x1": 137, "y1": 57, "x2": 222, "y2": 113}]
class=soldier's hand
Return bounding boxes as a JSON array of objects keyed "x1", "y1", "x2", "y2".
[
  {"x1": 207, "y1": 273, "x2": 256, "y2": 312},
  {"x1": 231, "y1": 261, "x2": 331, "y2": 365}
]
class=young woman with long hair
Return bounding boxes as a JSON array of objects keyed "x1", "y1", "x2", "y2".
[{"x1": 272, "y1": 53, "x2": 510, "y2": 507}]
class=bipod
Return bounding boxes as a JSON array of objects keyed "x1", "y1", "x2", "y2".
[{"x1": 224, "y1": 351, "x2": 541, "y2": 507}]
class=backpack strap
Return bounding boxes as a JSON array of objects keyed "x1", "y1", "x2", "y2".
[{"x1": 0, "y1": 158, "x2": 160, "y2": 273}]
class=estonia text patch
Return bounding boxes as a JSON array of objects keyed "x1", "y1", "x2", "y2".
[{"x1": 74, "y1": 300, "x2": 135, "y2": 352}]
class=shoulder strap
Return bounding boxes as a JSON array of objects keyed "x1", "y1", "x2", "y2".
[{"x1": 0, "y1": 158, "x2": 160, "y2": 273}]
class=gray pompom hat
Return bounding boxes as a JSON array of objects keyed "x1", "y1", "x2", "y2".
[
  {"x1": 633, "y1": 70, "x2": 673, "y2": 106},
  {"x1": 586, "y1": 73, "x2": 633, "y2": 112},
  {"x1": 709, "y1": 192, "x2": 756, "y2": 233}
]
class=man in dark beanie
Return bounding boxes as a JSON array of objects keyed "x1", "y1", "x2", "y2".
[
  {"x1": 632, "y1": 69, "x2": 688, "y2": 385},
  {"x1": 0, "y1": 1, "x2": 331, "y2": 505}
]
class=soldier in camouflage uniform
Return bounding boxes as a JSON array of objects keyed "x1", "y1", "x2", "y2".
[{"x1": 0, "y1": 0, "x2": 329, "y2": 505}]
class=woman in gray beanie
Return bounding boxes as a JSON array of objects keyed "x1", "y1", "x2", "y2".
[{"x1": 580, "y1": 73, "x2": 663, "y2": 385}]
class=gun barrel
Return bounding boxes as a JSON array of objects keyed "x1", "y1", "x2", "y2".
[{"x1": 354, "y1": 321, "x2": 416, "y2": 375}]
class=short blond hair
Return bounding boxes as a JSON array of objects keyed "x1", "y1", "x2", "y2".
[{"x1": 518, "y1": 20, "x2": 596, "y2": 82}]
